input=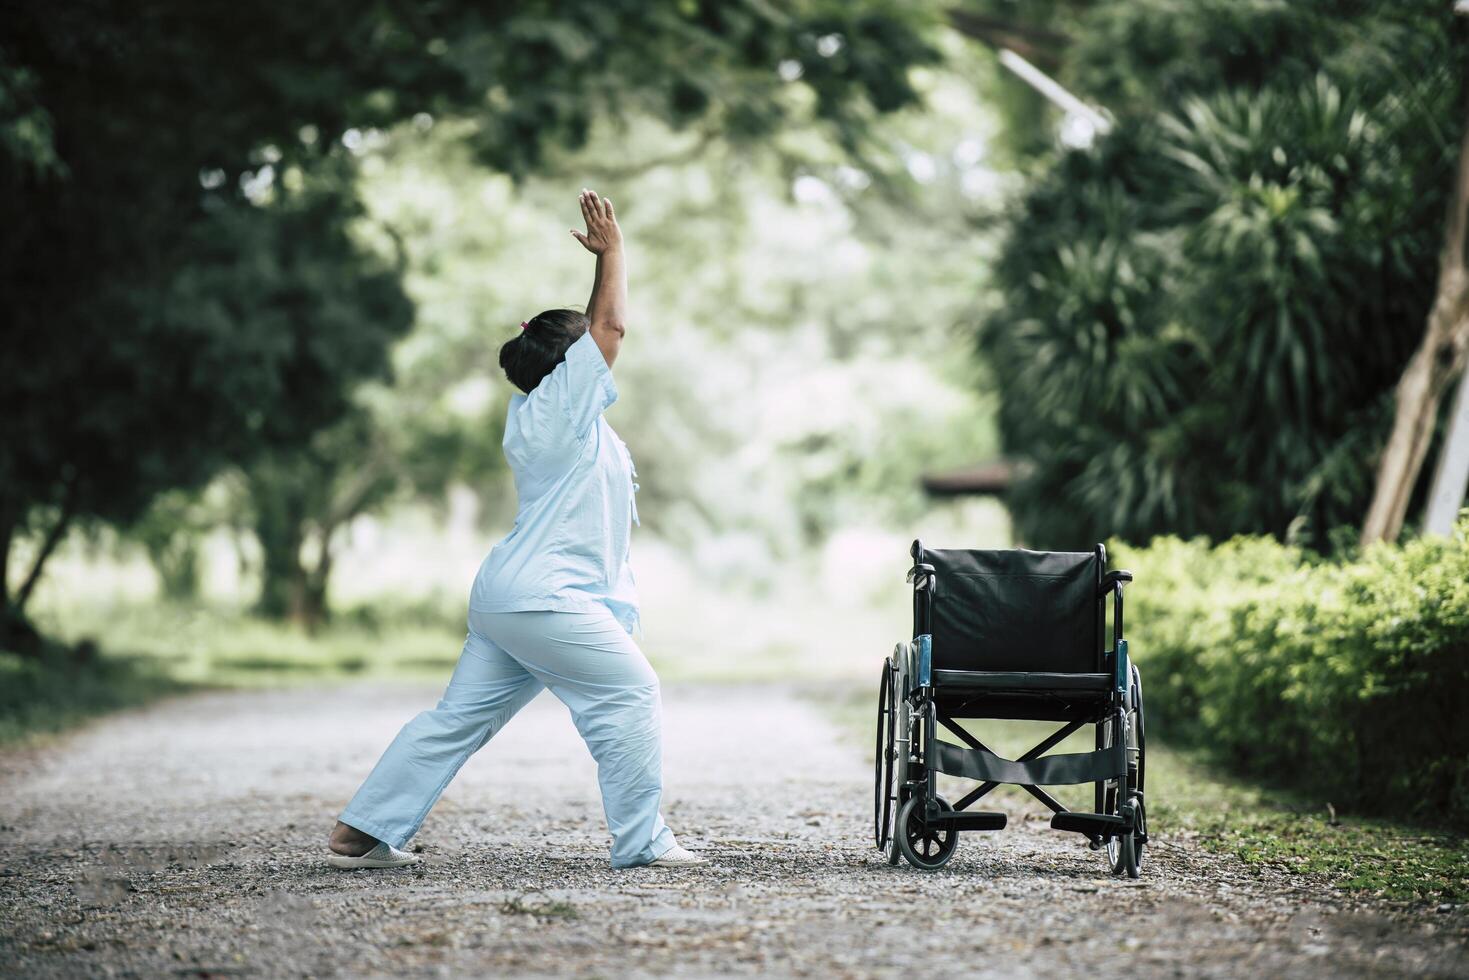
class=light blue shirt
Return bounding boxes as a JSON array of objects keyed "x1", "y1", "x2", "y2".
[{"x1": 470, "y1": 332, "x2": 641, "y2": 632}]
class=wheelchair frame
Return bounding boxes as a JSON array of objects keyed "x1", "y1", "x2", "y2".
[{"x1": 875, "y1": 541, "x2": 1149, "y2": 875}]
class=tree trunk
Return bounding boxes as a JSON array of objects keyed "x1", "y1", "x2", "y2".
[
  {"x1": 0, "y1": 506, "x2": 13, "y2": 610},
  {"x1": 255, "y1": 525, "x2": 306, "y2": 622},
  {"x1": 253, "y1": 481, "x2": 310, "y2": 623},
  {"x1": 0, "y1": 505, "x2": 18, "y2": 654},
  {"x1": 14, "y1": 483, "x2": 76, "y2": 614},
  {"x1": 253, "y1": 490, "x2": 334, "y2": 631},
  {"x1": 1360, "y1": 109, "x2": 1469, "y2": 547}
]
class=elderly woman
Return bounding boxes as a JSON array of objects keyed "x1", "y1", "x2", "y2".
[{"x1": 327, "y1": 190, "x2": 701, "y2": 869}]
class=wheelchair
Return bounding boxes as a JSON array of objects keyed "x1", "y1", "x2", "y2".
[{"x1": 874, "y1": 541, "x2": 1148, "y2": 876}]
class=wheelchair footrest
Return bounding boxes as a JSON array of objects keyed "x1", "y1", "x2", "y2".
[
  {"x1": 933, "y1": 810, "x2": 1007, "y2": 831},
  {"x1": 1050, "y1": 812, "x2": 1126, "y2": 837}
]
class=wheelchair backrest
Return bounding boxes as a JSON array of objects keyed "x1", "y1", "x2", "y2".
[{"x1": 917, "y1": 545, "x2": 1102, "y2": 674}]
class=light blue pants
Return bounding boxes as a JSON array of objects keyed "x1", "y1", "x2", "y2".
[{"x1": 339, "y1": 607, "x2": 677, "y2": 868}]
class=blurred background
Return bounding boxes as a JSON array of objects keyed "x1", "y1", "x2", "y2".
[{"x1": 3, "y1": 0, "x2": 1469, "y2": 846}]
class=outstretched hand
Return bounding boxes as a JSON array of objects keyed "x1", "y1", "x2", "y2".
[{"x1": 571, "y1": 188, "x2": 622, "y2": 255}]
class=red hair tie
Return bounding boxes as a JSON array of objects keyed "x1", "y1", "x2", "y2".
[{"x1": 519, "y1": 320, "x2": 529, "y2": 330}]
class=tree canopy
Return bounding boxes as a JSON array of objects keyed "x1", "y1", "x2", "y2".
[
  {"x1": 974, "y1": 0, "x2": 1468, "y2": 549},
  {"x1": 0, "y1": 0, "x2": 939, "y2": 618}
]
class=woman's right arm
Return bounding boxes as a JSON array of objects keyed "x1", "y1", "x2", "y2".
[{"x1": 571, "y1": 188, "x2": 627, "y2": 368}]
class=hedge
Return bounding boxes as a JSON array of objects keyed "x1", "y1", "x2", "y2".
[{"x1": 1113, "y1": 517, "x2": 1469, "y2": 828}]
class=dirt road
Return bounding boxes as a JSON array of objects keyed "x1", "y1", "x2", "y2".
[{"x1": 1, "y1": 684, "x2": 1464, "y2": 977}]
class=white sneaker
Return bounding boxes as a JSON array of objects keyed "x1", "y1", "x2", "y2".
[
  {"x1": 649, "y1": 845, "x2": 707, "y2": 867},
  {"x1": 327, "y1": 841, "x2": 420, "y2": 870}
]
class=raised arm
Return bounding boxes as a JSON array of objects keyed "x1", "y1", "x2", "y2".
[{"x1": 570, "y1": 188, "x2": 626, "y2": 368}]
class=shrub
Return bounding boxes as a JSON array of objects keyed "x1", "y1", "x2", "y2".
[
  {"x1": 0, "y1": 642, "x2": 188, "y2": 744},
  {"x1": 1114, "y1": 515, "x2": 1469, "y2": 828}
]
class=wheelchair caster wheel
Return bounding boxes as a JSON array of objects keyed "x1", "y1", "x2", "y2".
[
  {"x1": 887, "y1": 788, "x2": 910, "y2": 866},
  {"x1": 896, "y1": 795, "x2": 957, "y2": 870},
  {"x1": 1107, "y1": 797, "x2": 1145, "y2": 878}
]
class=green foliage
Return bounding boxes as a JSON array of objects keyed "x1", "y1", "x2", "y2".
[
  {"x1": 1067, "y1": 0, "x2": 1460, "y2": 123},
  {"x1": 0, "y1": 150, "x2": 413, "y2": 615},
  {"x1": 976, "y1": 0, "x2": 1466, "y2": 549},
  {"x1": 1067, "y1": 0, "x2": 1328, "y2": 114},
  {"x1": 1115, "y1": 514, "x2": 1469, "y2": 829},
  {"x1": 0, "y1": 0, "x2": 940, "y2": 614},
  {"x1": 0, "y1": 51, "x2": 58, "y2": 175}
]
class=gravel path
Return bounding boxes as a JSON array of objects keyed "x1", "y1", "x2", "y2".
[{"x1": 1, "y1": 684, "x2": 1464, "y2": 978}]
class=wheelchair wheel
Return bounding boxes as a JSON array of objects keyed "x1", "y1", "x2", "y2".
[
  {"x1": 1106, "y1": 794, "x2": 1146, "y2": 876},
  {"x1": 1128, "y1": 797, "x2": 1147, "y2": 877},
  {"x1": 1114, "y1": 829, "x2": 1137, "y2": 878},
  {"x1": 1103, "y1": 705, "x2": 1146, "y2": 877},
  {"x1": 896, "y1": 795, "x2": 957, "y2": 870},
  {"x1": 874, "y1": 661, "x2": 897, "y2": 852},
  {"x1": 887, "y1": 647, "x2": 914, "y2": 864}
]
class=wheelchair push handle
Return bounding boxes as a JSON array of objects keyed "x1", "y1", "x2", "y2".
[{"x1": 1098, "y1": 569, "x2": 1133, "y2": 596}]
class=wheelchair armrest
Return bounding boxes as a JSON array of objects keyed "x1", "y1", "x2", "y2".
[
  {"x1": 907, "y1": 563, "x2": 936, "y2": 588},
  {"x1": 1098, "y1": 569, "x2": 1133, "y2": 597}
]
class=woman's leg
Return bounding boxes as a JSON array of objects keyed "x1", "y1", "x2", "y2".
[
  {"x1": 474, "y1": 608, "x2": 677, "y2": 868},
  {"x1": 335, "y1": 629, "x2": 543, "y2": 850}
]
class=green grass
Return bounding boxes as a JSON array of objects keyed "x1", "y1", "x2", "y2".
[
  {"x1": 830, "y1": 685, "x2": 1469, "y2": 908},
  {"x1": 1205, "y1": 812, "x2": 1469, "y2": 903},
  {"x1": 1145, "y1": 739, "x2": 1469, "y2": 904},
  {"x1": 1, "y1": 598, "x2": 468, "y2": 746},
  {"x1": 0, "y1": 645, "x2": 193, "y2": 744},
  {"x1": 28, "y1": 598, "x2": 466, "y2": 689}
]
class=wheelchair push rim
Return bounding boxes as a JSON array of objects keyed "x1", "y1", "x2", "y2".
[
  {"x1": 875, "y1": 646, "x2": 917, "y2": 859},
  {"x1": 873, "y1": 659, "x2": 897, "y2": 851}
]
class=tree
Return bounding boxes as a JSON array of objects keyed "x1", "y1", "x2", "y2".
[
  {"x1": 1360, "y1": 109, "x2": 1469, "y2": 546},
  {"x1": 0, "y1": 162, "x2": 412, "y2": 621},
  {"x1": 972, "y1": 0, "x2": 1467, "y2": 549},
  {"x1": 0, "y1": 1, "x2": 940, "y2": 630}
]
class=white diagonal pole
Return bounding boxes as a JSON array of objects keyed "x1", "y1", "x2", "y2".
[
  {"x1": 995, "y1": 49, "x2": 1111, "y2": 136},
  {"x1": 1423, "y1": 372, "x2": 1469, "y2": 534}
]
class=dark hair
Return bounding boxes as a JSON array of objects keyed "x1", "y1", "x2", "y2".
[{"x1": 498, "y1": 309, "x2": 590, "y2": 394}]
